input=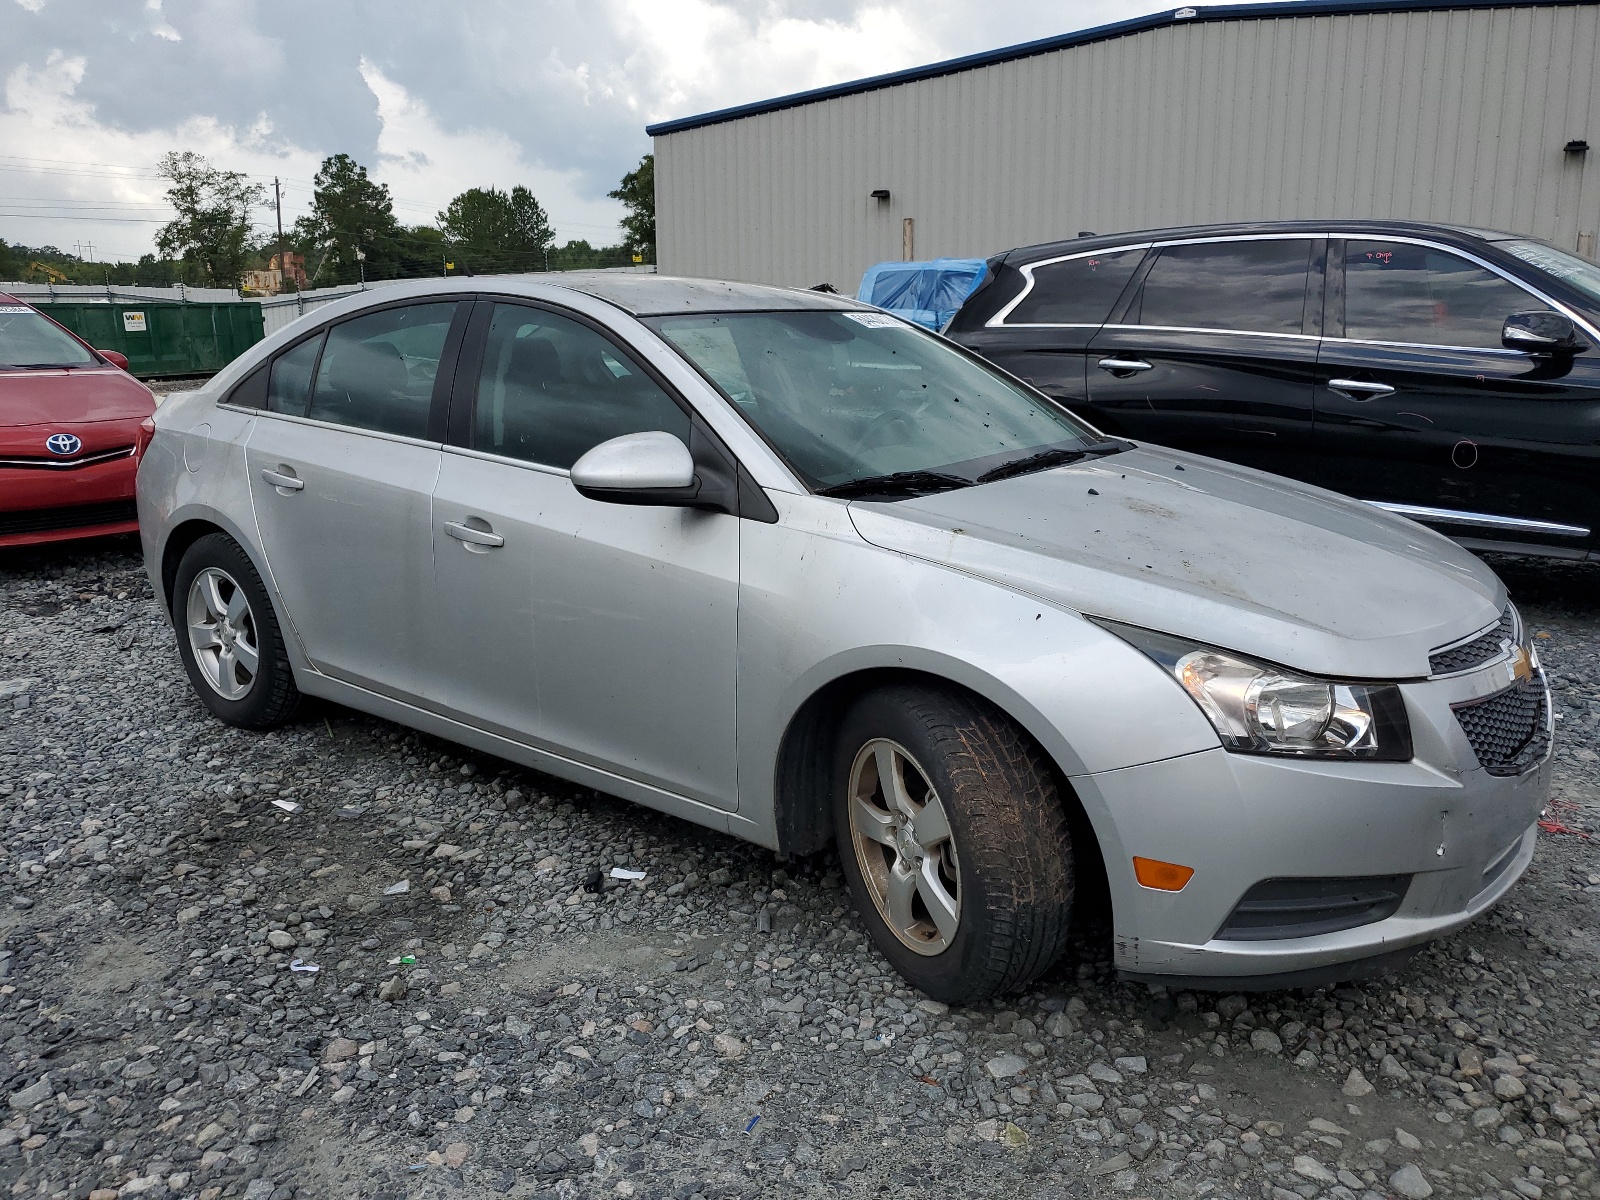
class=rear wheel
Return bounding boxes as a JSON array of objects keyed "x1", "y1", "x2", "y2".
[
  {"x1": 172, "y1": 533, "x2": 301, "y2": 729},
  {"x1": 832, "y1": 685, "x2": 1075, "y2": 1003}
]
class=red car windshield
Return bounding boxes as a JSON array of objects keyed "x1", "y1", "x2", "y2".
[{"x1": 0, "y1": 305, "x2": 97, "y2": 368}]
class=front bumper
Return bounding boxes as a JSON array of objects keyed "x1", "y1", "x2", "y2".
[
  {"x1": 1, "y1": 452, "x2": 140, "y2": 548},
  {"x1": 1073, "y1": 667, "x2": 1551, "y2": 985}
]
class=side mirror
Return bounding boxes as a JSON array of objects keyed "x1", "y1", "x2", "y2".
[
  {"x1": 570, "y1": 431, "x2": 700, "y2": 507},
  {"x1": 98, "y1": 350, "x2": 130, "y2": 370},
  {"x1": 1502, "y1": 311, "x2": 1587, "y2": 355}
]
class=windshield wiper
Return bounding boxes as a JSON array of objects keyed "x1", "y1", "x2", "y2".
[
  {"x1": 816, "y1": 469, "x2": 975, "y2": 500},
  {"x1": 976, "y1": 439, "x2": 1131, "y2": 484}
]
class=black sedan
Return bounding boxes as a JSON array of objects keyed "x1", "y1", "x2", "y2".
[{"x1": 947, "y1": 220, "x2": 1600, "y2": 560}]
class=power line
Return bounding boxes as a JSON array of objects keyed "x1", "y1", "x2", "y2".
[{"x1": 0, "y1": 212, "x2": 167, "y2": 224}]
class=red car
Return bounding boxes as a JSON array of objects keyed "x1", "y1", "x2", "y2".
[{"x1": 1, "y1": 293, "x2": 157, "y2": 548}]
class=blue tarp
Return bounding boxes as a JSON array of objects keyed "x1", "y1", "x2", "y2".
[{"x1": 856, "y1": 257, "x2": 988, "y2": 331}]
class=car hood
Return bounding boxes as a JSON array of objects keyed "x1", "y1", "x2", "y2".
[
  {"x1": 0, "y1": 367, "x2": 155, "y2": 427},
  {"x1": 846, "y1": 447, "x2": 1504, "y2": 679}
]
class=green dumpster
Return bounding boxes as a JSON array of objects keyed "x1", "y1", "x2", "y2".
[{"x1": 32, "y1": 301, "x2": 264, "y2": 379}]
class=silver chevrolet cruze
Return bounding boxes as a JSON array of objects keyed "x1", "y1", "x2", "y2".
[{"x1": 137, "y1": 275, "x2": 1553, "y2": 1002}]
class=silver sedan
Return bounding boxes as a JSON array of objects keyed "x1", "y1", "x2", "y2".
[{"x1": 136, "y1": 275, "x2": 1552, "y2": 1002}]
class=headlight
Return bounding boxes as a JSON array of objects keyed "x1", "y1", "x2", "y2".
[{"x1": 1095, "y1": 620, "x2": 1412, "y2": 761}]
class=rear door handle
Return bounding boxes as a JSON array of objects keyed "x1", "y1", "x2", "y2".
[
  {"x1": 444, "y1": 520, "x2": 505, "y2": 548},
  {"x1": 260, "y1": 468, "x2": 304, "y2": 491},
  {"x1": 1328, "y1": 378, "x2": 1396, "y2": 399},
  {"x1": 1096, "y1": 357, "x2": 1154, "y2": 374}
]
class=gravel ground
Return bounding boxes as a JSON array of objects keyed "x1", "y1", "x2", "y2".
[{"x1": 0, "y1": 533, "x2": 1597, "y2": 1200}]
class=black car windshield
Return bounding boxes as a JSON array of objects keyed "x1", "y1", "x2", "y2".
[
  {"x1": 1497, "y1": 240, "x2": 1600, "y2": 308},
  {"x1": 0, "y1": 304, "x2": 96, "y2": 368},
  {"x1": 647, "y1": 309, "x2": 1100, "y2": 492}
]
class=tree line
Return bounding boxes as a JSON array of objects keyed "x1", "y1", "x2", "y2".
[{"x1": 0, "y1": 151, "x2": 656, "y2": 291}]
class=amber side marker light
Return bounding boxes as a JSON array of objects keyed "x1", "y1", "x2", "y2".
[{"x1": 1133, "y1": 857, "x2": 1195, "y2": 891}]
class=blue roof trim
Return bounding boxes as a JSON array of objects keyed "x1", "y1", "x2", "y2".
[{"x1": 646, "y1": 0, "x2": 1584, "y2": 136}]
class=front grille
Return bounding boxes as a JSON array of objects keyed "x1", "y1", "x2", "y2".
[
  {"x1": 0, "y1": 445, "x2": 135, "y2": 470},
  {"x1": 1452, "y1": 675, "x2": 1550, "y2": 776},
  {"x1": 0, "y1": 499, "x2": 138, "y2": 536},
  {"x1": 1216, "y1": 875, "x2": 1412, "y2": 941},
  {"x1": 1430, "y1": 607, "x2": 1515, "y2": 676}
]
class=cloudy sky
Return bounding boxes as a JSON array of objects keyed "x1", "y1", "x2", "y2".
[{"x1": 0, "y1": 0, "x2": 1161, "y2": 262}]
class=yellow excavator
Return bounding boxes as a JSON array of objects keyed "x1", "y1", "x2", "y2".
[{"x1": 25, "y1": 261, "x2": 71, "y2": 284}]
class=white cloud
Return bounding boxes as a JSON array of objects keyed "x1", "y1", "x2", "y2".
[
  {"x1": 0, "y1": 0, "x2": 1166, "y2": 264},
  {"x1": 144, "y1": 0, "x2": 181, "y2": 43},
  {"x1": 358, "y1": 58, "x2": 624, "y2": 244},
  {"x1": 566, "y1": 0, "x2": 944, "y2": 123},
  {"x1": 0, "y1": 50, "x2": 319, "y2": 261}
]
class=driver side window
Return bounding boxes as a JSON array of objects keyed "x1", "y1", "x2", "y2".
[
  {"x1": 472, "y1": 303, "x2": 690, "y2": 469},
  {"x1": 1344, "y1": 241, "x2": 1551, "y2": 348}
]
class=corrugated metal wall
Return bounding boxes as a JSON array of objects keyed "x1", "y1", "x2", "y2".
[{"x1": 655, "y1": 4, "x2": 1600, "y2": 290}]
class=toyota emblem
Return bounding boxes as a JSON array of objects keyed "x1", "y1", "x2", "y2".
[{"x1": 45, "y1": 433, "x2": 82, "y2": 456}]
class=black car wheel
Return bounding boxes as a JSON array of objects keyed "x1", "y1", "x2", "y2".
[
  {"x1": 172, "y1": 532, "x2": 301, "y2": 729},
  {"x1": 832, "y1": 684, "x2": 1075, "y2": 1003}
]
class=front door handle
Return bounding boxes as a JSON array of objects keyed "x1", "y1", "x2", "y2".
[
  {"x1": 444, "y1": 520, "x2": 505, "y2": 548},
  {"x1": 1097, "y1": 357, "x2": 1154, "y2": 374},
  {"x1": 260, "y1": 467, "x2": 304, "y2": 491},
  {"x1": 1328, "y1": 378, "x2": 1396, "y2": 400}
]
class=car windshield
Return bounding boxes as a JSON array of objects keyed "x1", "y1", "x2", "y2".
[
  {"x1": 646, "y1": 309, "x2": 1102, "y2": 493},
  {"x1": 1496, "y1": 240, "x2": 1600, "y2": 307},
  {"x1": 0, "y1": 304, "x2": 97, "y2": 368}
]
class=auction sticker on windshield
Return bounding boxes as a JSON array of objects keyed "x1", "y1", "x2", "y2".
[{"x1": 843, "y1": 311, "x2": 903, "y2": 328}]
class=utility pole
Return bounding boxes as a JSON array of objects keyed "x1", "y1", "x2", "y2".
[{"x1": 274, "y1": 177, "x2": 286, "y2": 295}]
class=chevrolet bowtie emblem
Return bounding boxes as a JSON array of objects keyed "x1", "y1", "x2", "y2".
[{"x1": 1509, "y1": 644, "x2": 1534, "y2": 683}]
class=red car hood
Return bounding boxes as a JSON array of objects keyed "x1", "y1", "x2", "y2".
[{"x1": 1, "y1": 367, "x2": 155, "y2": 428}]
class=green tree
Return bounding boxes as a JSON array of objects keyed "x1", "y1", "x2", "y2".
[
  {"x1": 608, "y1": 154, "x2": 654, "y2": 263},
  {"x1": 437, "y1": 185, "x2": 554, "y2": 274},
  {"x1": 294, "y1": 154, "x2": 403, "y2": 286},
  {"x1": 154, "y1": 151, "x2": 265, "y2": 287}
]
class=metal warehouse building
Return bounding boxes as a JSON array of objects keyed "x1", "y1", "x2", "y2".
[{"x1": 648, "y1": 0, "x2": 1600, "y2": 292}]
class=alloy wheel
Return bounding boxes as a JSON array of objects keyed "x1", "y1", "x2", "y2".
[
  {"x1": 846, "y1": 738, "x2": 962, "y2": 955},
  {"x1": 186, "y1": 566, "x2": 260, "y2": 701}
]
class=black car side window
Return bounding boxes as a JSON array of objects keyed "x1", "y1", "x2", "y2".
[
  {"x1": 1344, "y1": 241, "x2": 1552, "y2": 348},
  {"x1": 306, "y1": 303, "x2": 458, "y2": 438},
  {"x1": 1123, "y1": 239, "x2": 1313, "y2": 334},
  {"x1": 1006, "y1": 248, "x2": 1146, "y2": 324},
  {"x1": 266, "y1": 333, "x2": 323, "y2": 416},
  {"x1": 472, "y1": 303, "x2": 690, "y2": 470}
]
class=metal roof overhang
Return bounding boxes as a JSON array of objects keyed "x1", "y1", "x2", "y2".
[{"x1": 645, "y1": 0, "x2": 1591, "y2": 136}]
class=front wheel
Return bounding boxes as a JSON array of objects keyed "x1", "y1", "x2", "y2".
[
  {"x1": 832, "y1": 685, "x2": 1075, "y2": 1004},
  {"x1": 172, "y1": 532, "x2": 302, "y2": 729}
]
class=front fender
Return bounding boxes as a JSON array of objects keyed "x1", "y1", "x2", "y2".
[{"x1": 736, "y1": 492, "x2": 1218, "y2": 848}]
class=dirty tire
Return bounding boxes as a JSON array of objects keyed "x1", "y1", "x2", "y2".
[
  {"x1": 832, "y1": 685, "x2": 1074, "y2": 1004},
  {"x1": 172, "y1": 532, "x2": 302, "y2": 729}
]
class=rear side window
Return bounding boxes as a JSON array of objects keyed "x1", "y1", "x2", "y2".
[
  {"x1": 1344, "y1": 241, "x2": 1551, "y2": 348},
  {"x1": 226, "y1": 364, "x2": 268, "y2": 408},
  {"x1": 1123, "y1": 239, "x2": 1313, "y2": 334},
  {"x1": 472, "y1": 303, "x2": 690, "y2": 469},
  {"x1": 267, "y1": 334, "x2": 322, "y2": 416},
  {"x1": 1006, "y1": 249, "x2": 1145, "y2": 324},
  {"x1": 307, "y1": 302, "x2": 458, "y2": 438}
]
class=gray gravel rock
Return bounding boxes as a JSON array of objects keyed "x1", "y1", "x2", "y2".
[{"x1": 1, "y1": 540, "x2": 1598, "y2": 1198}]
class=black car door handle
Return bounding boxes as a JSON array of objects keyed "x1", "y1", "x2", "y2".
[
  {"x1": 1328, "y1": 378, "x2": 1396, "y2": 400},
  {"x1": 1097, "y1": 357, "x2": 1154, "y2": 374}
]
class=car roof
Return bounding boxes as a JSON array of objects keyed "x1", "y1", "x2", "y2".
[
  {"x1": 532, "y1": 272, "x2": 866, "y2": 316},
  {"x1": 1001, "y1": 219, "x2": 1525, "y2": 263}
]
